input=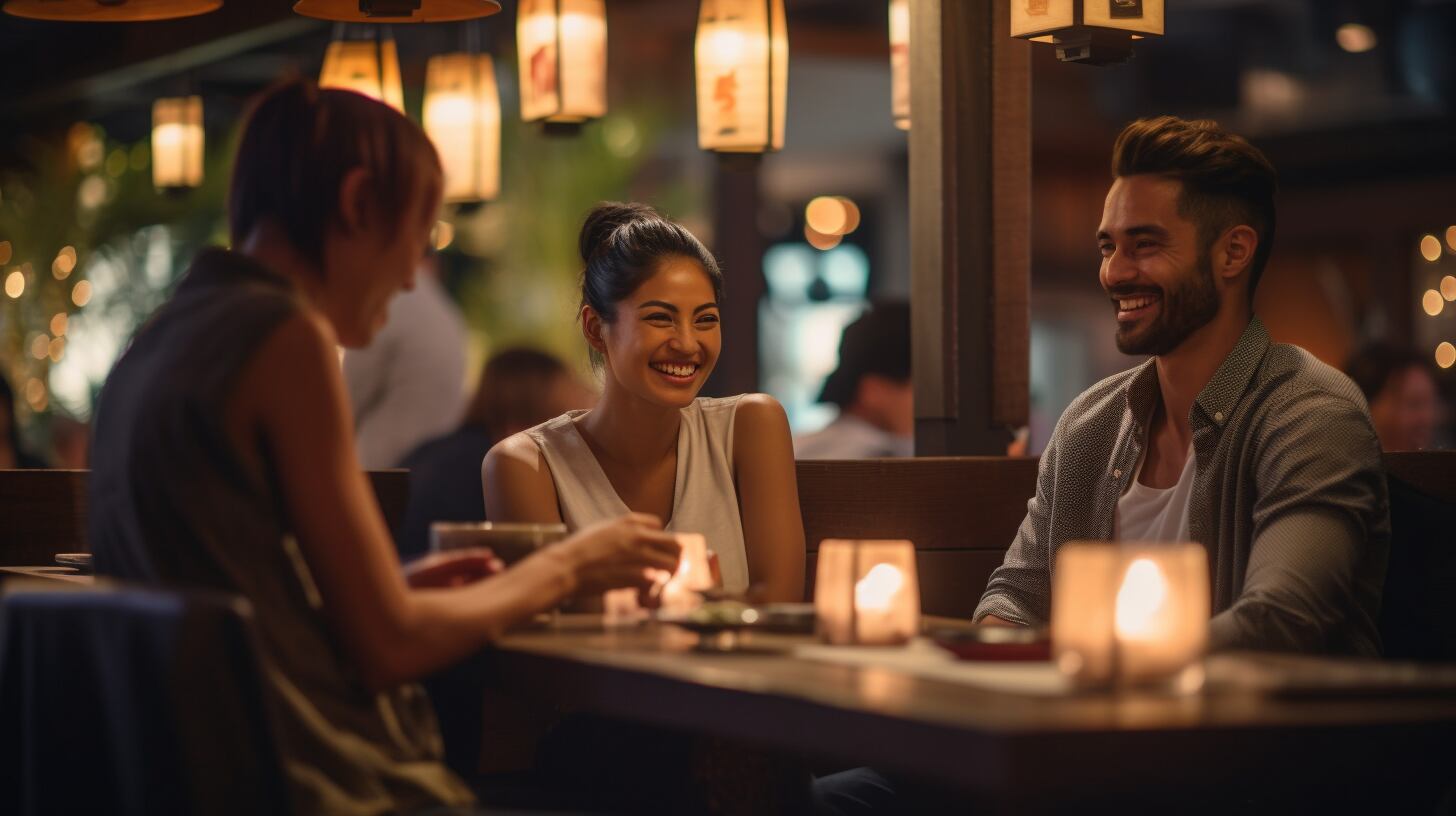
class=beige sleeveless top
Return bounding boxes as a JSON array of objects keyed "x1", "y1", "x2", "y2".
[{"x1": 526, "y1": 395, "x2": 750, "y2": 593}]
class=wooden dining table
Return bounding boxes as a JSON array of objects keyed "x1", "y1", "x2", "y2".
[{"x1": 481, "y1": 615, "x2": 1456, "y2": 812}]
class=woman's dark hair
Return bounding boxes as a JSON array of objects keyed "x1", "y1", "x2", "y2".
[
  {"x1": 229, "y1": 78, "x2": 442, "y2": 266},
  {"x1": 1344, "y1": 343, "x2": 1438, "y2": 403},
  {"x1": 578, "y1": 202, "x2": 724, "y2": 325},
  {"x1": 1112, "y1": 116, "x2": 1278, "y2": 299}
]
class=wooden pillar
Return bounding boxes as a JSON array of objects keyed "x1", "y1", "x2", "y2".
[
  {"x1": 909, "y1": 0, "x2": 1031, "y2": 455},
  {"x1": 706, "y1": 155, "x2": 765, "y2": 398}
]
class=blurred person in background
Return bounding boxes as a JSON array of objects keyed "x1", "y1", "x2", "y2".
[
  {"x1": 794, "y1": 302, "x2": 913, "y2": 459},
  {"x1": 1344, "y1": 342, "x2": 1445, "y2": 451},
  {"x1": 343, "y1": 251, "x2": 468, "y2": 469},
  {"x1": 396, "y1": 347, "x2": 595, "y2": 559},
  {"x1": 0, "y1": 373, "x2": 47, "y2": 468}
]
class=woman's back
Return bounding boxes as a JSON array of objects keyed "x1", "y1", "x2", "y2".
[{"x1": 90, "y1": 248, "x2": 472, "y2": 815}]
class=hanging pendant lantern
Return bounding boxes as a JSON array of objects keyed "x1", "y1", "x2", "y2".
[
  {"x1": 152, "y1": 96, "x2": 204, "y2": 191},
  {"x1": 1010, "y1": 0, "x2": 1164, "y2": 65},
  {"x1": 694, "y1": 0, "x2": 788, "y2": 153},
  {"x1": 516, "y1": 0, "x2": 607, "y2": 125},
  {"x1": 889, "y1": 0, "x2": 909, "y2": 130},
  {"x1": 319, "y1": 24, "x2": 405, "y2": 112},
  {"x1": 3, "y1": 0, "x2": 219, "y2": 21},
  {"x1": 424, "y1": 52, "x2": 501, "y2": 202},
  {"x1": 294, "y1": 0, "x2": 499, "y2": 22}
]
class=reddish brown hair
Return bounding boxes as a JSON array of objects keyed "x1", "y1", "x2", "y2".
[
  {"x1": 228, "y1": 79, "x2": 442, "y2": 266},
  {"x1": 1112, "y1": 116, "x2": 1278, "y2": 297}
]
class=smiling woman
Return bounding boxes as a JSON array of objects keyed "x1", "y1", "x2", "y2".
[{"x1": 484, "y1": 202, "x2": 807, "y2": 602}]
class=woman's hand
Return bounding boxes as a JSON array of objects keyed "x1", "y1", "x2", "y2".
[
  {"x1": 552, "y1": 512, "x2": 682, "y2": 597},
  {"x1": 403, "y1": 548, "x2": 504, "y2": 589}
]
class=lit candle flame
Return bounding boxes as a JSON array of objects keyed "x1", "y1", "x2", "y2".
[
  {"x1": 1114, "y1": 557, "x2": 1168, "y2": 638},
  {"x1": 854, "y1": 564, "x2": 904, "y2": 612}
]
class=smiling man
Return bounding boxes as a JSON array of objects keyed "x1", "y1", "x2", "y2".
[{"x1": 974, "y1": 116, "x2": 1390, "y2": 655}]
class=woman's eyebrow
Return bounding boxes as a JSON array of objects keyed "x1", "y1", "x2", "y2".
[{"x1": 637, "y1": 300, "x2": 677, "y2": 312}]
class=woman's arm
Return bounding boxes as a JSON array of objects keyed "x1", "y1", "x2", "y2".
[
  {"x1": 242, "y1": 313, "x2": 677, "y2": 690},
  {"x1": 482, "y1": 432, "x2": 565, "y2": 524},
  {"x1": 732, "y1": 394, "x2": 807, "y2": 602}
]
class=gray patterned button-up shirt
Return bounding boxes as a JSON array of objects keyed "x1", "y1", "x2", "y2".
[{"x1": 974, "y1": 317, "x2": 1389, "y2": 656}]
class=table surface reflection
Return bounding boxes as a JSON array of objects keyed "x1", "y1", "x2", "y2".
[{"x1": 483, "y1": 614, "x2": 1456, "y2": 801}]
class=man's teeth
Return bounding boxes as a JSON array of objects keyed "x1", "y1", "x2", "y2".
[
  {"x1": 652, "y1": 362, "x2": 698, "y2": 377},
  {"x1": 1118, "y1": 296, "x2": 1156, "y2": 311}
]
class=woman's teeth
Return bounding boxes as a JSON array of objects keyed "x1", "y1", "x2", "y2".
[{"x1": 651, "y1": 362, "x2": 698, "y2": 378}]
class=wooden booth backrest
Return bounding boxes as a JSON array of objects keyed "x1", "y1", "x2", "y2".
[
  {"x1": 3, "y1": 454, "x2": 1451, "y2": 628},
  {"x1": 796, "y1": 457, "x2": 1040, "y2": 619},
  {"x1": 0, "y1": 469, "x2": 411, "y2": 568}
]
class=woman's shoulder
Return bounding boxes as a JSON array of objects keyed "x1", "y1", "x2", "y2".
[
  {"x1": 485, "y1": 428, "x2": 546, "y2": 471},
  {"x1": 692, "y1": 392, "x2": 783, "y2": 418},
  {"x1": 691, "y1": 393, "x2": 789, "y2": 442},
  {"x1": 700, "y1": 392, "x2": 786, "y2": 421}
]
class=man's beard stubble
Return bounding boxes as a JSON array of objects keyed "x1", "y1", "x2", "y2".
[{"x1": 1113, "y1": 251, "x2": 1221, "y2": 357}]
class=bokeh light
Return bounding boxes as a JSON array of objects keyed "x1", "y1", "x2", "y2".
[
  {"x1": 1423, "y1": 289, "x2": 1445, "y2": 316},
  {"x1": 1442, "y1": 275, "x2": 1456, "y2": 302},
  {"x1": 50, "y1": 312, "x2": 68, "y2": 337},
  {"x1": 5, "y1": 269, "x2": 24, "y2": 299},
  {"x1": 1335, "y1": 23, "x2": 1377, "y2": 53},
  {"x1": 1420, "y1": 234, "x2": 1442, "y2": 262},
  {"x1": 0, "y1": 240, "x2": 11, "y2": 265},
  {"x1": 804, "y1": 223, "x2": 842, "y2": 251},
  {"x1": 71, "y1": 279, "x2": 93, "y2": 307},
  {"x1": 1437, "y1": 342, "x2": 1456, "y2": 370}
]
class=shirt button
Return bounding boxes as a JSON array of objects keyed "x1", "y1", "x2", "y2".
[
  {"x1": 1113, "y1": 468, "x2": 1123, "y2": 479},
  {"x1": 1214, "y1": 411, "x2": 1225, "y2": 423}
]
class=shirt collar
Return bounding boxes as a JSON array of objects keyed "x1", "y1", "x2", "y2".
[
  {"x1": 1123, "y1": 316, "x2": 1271, "y2": 433},
  {"x1": 1193, "y1": 316, "x2": 1270, "y2": 429}
]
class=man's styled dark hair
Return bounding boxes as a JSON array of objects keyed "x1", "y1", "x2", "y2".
[
  {"x1": 229, "y1": 79, "x2": 442, "y2": 266},
  {"x1": 1111, "y1": 116, "x2": 1278, "y2": 297}
]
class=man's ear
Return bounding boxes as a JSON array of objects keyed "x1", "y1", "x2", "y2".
[
  {"x1": 580, "y1": 305, "x2": 608, "y2": 357},
  {"x1": 1217, "y1": 224, "x2": 1258, "y2": 285},
  {"x1": 336, "y1": 166, "x2": 374, "y2": 236}
]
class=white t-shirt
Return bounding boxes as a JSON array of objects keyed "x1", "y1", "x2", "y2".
[{"x1": 1114, "y1": 444, "x2": 1196, "y2": 543}]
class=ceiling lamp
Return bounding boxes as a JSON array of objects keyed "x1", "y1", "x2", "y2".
[
  {"x1": 319, "y1": 25, "x2": 404, "y2": 113},
  {"x1": 294, "y1": 0, "x2": 499, "y2": 22},
  {"x1": 424, "y1": 52, "x2": 500, "y2": 202},
  {"x1": 694, "y1": 0, "x2": 788, "y2": 153},
  {"x1": 3, "y1": 0, "x2": 219, "y2": 21},
  {"x1": 152, "y1": 96, "x2": 204, "y2": 191},
  {"x1": 1010, "y1": 0, "x2": 1163, "y2": 66},
  {"x1": 517, "y1": 0, "x2": 607, "y2": 126}
]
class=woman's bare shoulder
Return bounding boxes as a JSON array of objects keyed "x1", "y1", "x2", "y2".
[
  {"x1": 731, "y1": 393, "x2": 789, "y2": 429},
  {"x1": 485, "y1": 430, "x2": 546, "y2": 474}
]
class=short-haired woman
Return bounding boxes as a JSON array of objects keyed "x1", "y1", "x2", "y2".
[
  {"x1": 484, "y1": 202, "x2": 805, "y2": 602},
  {"x1": 88, "y1": 81, "x2": 680, "y2": 815}
]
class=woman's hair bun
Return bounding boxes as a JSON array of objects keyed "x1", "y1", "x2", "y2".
[{"x1": 578, "y1": 201, "x2": 660, "y2": 264}]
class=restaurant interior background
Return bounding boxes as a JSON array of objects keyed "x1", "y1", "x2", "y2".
[{"x1": 1, "y1": 0, "x2": 1453, "y2": 457}]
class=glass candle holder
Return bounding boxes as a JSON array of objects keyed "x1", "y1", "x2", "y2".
[
  {"x1": 1052, "y1": 541, "x2": 1209, "y2": 691},
  {"x1": 660, "y1": 533, "x2": 712, "y2": 614},
  {"x1": 814, "y1": 539, "x2": 920, "y2": 646}
]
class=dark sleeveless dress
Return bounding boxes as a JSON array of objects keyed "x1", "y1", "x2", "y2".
[{"x1": 89, "y1": 248, "x2": 474, "y2": 815}]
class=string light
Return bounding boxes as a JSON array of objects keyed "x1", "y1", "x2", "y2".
[
  {"x1": 1423, "y1": 290, "x2": 1445, "y2": 317},
  {"x1": 1420, "y1": 234, "x2": 1442, "y2": 262}
]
